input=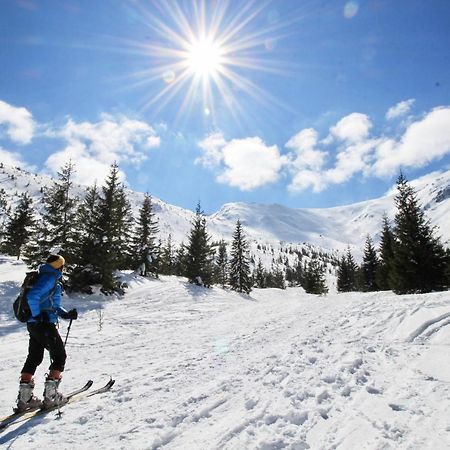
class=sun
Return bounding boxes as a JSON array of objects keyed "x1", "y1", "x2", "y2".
[
  {"x1": 185, "y1": 37, "x2": 224, "y2": 79},
  {"x1": 121, "y1": 0, "x2": 293, "y2": 122}
]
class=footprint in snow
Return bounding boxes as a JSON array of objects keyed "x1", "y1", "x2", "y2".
[
  {"x1": 389, "y1": 403, "x2": 406, "y2": 411},
  {"x1": 316, "y1": 389, "x2": 330, "y2": 404},
  {"x1": 366, "y1": 385, "x2": 383, "y2": 395},
  {"x1": 341, "y1": 385, "x2": 351, "y2": 397},
  {"x1": 245, "y1": 398, "x2": 258, "y2": 410}
]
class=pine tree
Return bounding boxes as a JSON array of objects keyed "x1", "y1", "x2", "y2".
[
  {"x1": 377, "y1": 214, "x2": 395, "y2": 290},
  {"x1": 132, "y1": 194, "x2": 159, "y2": 276},
  {"x1": 215, "y1": 240, "x2": 228, "y2": 288},
  {"x1": 159, "y1": 234, "x2": 175, "y2": 275},
  {"x1": 302, "y1": 259, "x2": 328, "y2": 294},
  {"x1": 253, "y1": 258, "x2": 266, "y2": 288},
  {"x1": 75, "y1": 183, "x2": 101, "y2": 266},
  {"x1": 229, "y1": 220, "x2": 252, "y2": 293},
  {"x1": 361, "y1": 235, "x2": 379, "y2": 291},
  {"x1": 95, "y1": 164, "x2": 134, "y2": 292},
  {"x1": 2, "y1": 192, "x2": 35, "y2": 259},
  {"x1": 285, "y1": 257, "x2": 303, "y2": 286},
  {"x1": 185, "y1": 202, "x2": 214, "y2": 286},
  {"x1": 174, "y1": 242, "x2": 188, "y2": 277},
  {"x1": 445, "y1": 248, "x2": 450, "y2": 286},
  {"x1": 265, "y1": 264, "x2": 286, "y2": 289},
  {"x1": 0, "y1": 188, "x2": 7, "y2": 243},
  {"x1": 337, "y1": 247, "x2": 358, "y2": 292},
  {"x1": 391, "y1": 173, "x2": 448, "y2": 294},
  {"x1": 23, "y1": 161, "x2": 78, "y2": 267}
]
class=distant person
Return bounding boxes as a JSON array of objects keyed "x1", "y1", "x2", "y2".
[{"x1": 16, "y1": 254, "x2": 78, "y2": 412}]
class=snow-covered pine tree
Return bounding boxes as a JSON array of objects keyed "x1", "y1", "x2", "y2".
[
  {"x1": 361, "y1": 235, "x2": 379, "y2": 291},
  {"x1": 185, "y1": 202, "x2": 214, "y2": 286},
  {"x1": 376, "y1": 214, "x2": 395, "y2": 290},
  {"x1": 302, "y1": 259, "x2": 328, "y2": 294},
  {"x1": 23, "y1": 161, "x2": 78, "y2": 267},
  {"x1": 337, "y1": 247, "x2": 358, "y2": 292},
  {"x1": 132, "y1": 193, "x2": 159, "y2": 276},
  {"x1": 1, "y1": 192, "x2": 35, "y2": 259},
  {"x1": 0, "y1": 188, "x2": 7, "y2": 213},
  {"x1": 229, "y1": 220, "x2": 252, "y2": 293},
  {"x1": 215, "y1": 240, "x2": 228, "y2": 288},
  {"x1": 0, "y1": 188, "x2": 9, "y2": 246},
  {"x1": 391, "y1": 173, "x2": 448, "y2": 294}
]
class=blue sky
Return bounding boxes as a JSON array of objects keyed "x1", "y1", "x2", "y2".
[{"x1": 1, "y1": 0, "x2": 450, "y2": 213}]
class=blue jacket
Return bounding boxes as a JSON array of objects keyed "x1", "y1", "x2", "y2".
[{"x1": 27, "y1": 264, "x2": 68, "y2": 324}]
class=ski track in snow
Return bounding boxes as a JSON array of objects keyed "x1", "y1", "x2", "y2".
[{"x1": 0, "y1": 261, "x2": 450, "y2": 449}]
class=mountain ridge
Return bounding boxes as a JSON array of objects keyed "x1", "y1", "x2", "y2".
[{"x1": 1, "y1": 163, "x2": 449, "y2": 257}]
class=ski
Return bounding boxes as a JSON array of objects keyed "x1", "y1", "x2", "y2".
[
  {"x1": 85, "y1": 377, "x2": 115, "y2": 397},
  {"x1": 0, "y1": 380, "x2": 93, "y2": 432}
]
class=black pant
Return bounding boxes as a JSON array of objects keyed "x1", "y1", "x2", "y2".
[{"x1": 21, "y1": 323, "x2": 66, "y2": 375}]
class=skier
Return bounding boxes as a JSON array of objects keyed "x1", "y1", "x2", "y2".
[{"x1": 16, "y1": 254, "x2": 78, "y2": 412}]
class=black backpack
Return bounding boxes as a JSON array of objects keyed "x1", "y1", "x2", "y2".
[{"x1": 13, "y1": 271, "x2": 40, "y2": 322}]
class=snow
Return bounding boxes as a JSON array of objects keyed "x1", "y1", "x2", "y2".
[{"x1": 1, "y1": 255, "x2": 449, "y2": 449}]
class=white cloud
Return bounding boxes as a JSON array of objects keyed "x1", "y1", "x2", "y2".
[
  {"x1": 286, "y1": 106, "x2": 450, "y2": 193},
  {"x1": 374, "y1": 107, "x2": 450, "y2": 176},
  {"x1": 45, "y1": 114, "x2": 160, "y2": 185},
  {"x1": 44, "y1": 141, "x2": 125, "y2": 187},
  {"x1": 386, "y1": 98, "x2": 415, "y2": 120},
  {"x1": 0, "y1": 146, "x2": 32, "y2": 169},
  {"x1": 329, "y1": 113, "x2": 372, "y2": 143},
  {"x1": 197, "y1": 134, "x2": 286, "y2": 190},
  {"x1": 325, "y1": 139, "x2": 379, "y2": 184},
  {"x1": 289, "y1": 169, "x2": 326, "y2": 193},
  {"x1": 196, "y1": 132, "x2": 227, "y2": 168},
  {"x1": 0, "y1": 99, "x2": 35, "y2": 144},
  {"x1": 285, "y1": 128, "x2": 327, "y2": 171},
  {"x1": 219, "y1": 137, "x2": 286, "y2": 190}
]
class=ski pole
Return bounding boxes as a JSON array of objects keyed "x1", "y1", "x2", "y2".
[{"x1": 64, "y1": 319, "x2": 73, "y2": 347}]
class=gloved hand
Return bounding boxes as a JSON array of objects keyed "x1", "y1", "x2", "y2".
[{"x1": 61, "y1": 308, "x2": 78, "y2": 320}]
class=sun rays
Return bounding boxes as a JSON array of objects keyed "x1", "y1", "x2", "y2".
[{"x1": 116, "y1": 0, "x2": 295, "y2": 124}]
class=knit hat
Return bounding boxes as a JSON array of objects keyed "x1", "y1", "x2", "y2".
[{"x1": 46, "y1": 254, "x2": 65, "y2": 269}]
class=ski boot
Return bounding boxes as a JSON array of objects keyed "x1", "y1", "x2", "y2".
[
  {"x1": 42, "y1": 372, "x2": 67, "y2": 409},
  {"x1": 15, "y1": 375, "x2": 42, "y2": 412}
]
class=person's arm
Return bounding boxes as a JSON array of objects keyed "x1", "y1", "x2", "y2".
[
  {"x1": 54, "y1": 284, "x2": 67, "y2": 316},
  {"x1": 55, "y1": 284, "x2": 78, "y2": 320}
]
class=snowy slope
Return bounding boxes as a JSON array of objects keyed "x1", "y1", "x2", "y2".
[
  {"x1": 209, "y1": 170, "x2": 450, "y2": 253},
  {"x1": 1, "y1": 164, "x2": 450, "y2": 257},
  {"x1": 0, "y1": 256, "x2": 449, "y2": 449}
]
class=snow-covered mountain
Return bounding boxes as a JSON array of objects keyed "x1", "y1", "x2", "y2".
[
  {"x1": 209, "y1": 170, "x2": 450, "y2": 253},
  {"x1": 1, "y1": 164, "x2": 450, "y2": 259}
]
